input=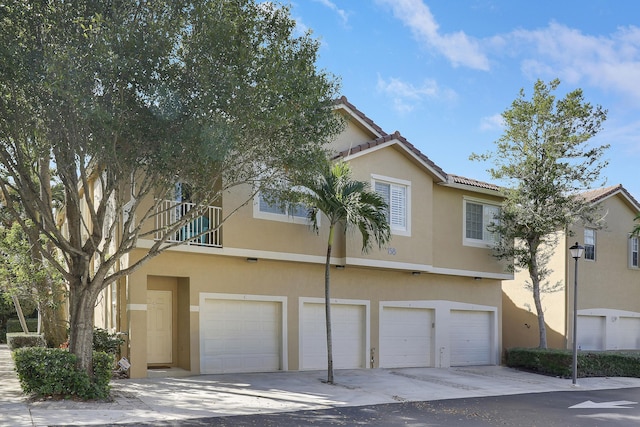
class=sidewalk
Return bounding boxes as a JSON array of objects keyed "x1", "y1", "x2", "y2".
[{"x1": 3, "y1": 344, "x2": 640, "y2": 426}]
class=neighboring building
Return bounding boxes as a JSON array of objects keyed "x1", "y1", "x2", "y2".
[
  {"x1": 94, "y1": 97, "x2": 511, "y2": 379},
  {"x1": 502, "y1": 184, "x2": 640, "y2": 352}
]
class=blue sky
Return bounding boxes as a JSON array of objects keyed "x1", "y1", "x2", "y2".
[{"x1": 289, "y1": 0, "x2": 640, "y2": 200}]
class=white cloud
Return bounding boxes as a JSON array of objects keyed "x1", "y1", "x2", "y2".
[
  {"x1": 313, "y1": 0, "x2": 349, "y2": 25},
  {"x1": 507, "y1": 22, "x2": 640, "y2": 101},
  {"x1": 377, "y1": 75, "x2": 457, "y2": 113},
  {"x1": 376, "y1": 0, "x2": 490, "y2": 70},
  {"x1": 479, "y1": 114, "x2": 504, "y2": 132},
  {"x1": 597, "y1": 117, "x2": 640, "y2": 154}
]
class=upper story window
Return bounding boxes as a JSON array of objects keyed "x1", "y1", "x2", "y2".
[
  {"x1": 584, "y1": 228, "x2": 596, "y2": 261},
  {"x1": 372, "y1": 174, "x2": 411, "y2": 236},
  {"x1": 463, "y1": 197, "x2": 500, "y2": 247},
  {"x1": 630, "y1": 235, "x2": 639, "y2": 269},
  {"x1": 253, "y1": 192, "x2": 312, "y2": 225}
]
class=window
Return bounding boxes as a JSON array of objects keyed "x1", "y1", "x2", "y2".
[
  {"x1": 584, "y1": 229, "x2": 596, "y2": 261},
  {"x1": 630, "y1": 235, "x2": 639, "y2": 268},
  {"x1": 372, "y1": 175, "x2": 410, "y2": 236},
  {"x1": 464, "y1": 198, "x2": 500, "y2": 246},
  {"x1": 254, "y1": 192, "x2": 311, "y2": 224}
]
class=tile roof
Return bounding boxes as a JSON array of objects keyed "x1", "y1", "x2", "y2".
[
  {"x1": 332, "y1": 96, "x2": 500, "y2": 193},
  {"x1": 580, "y1": 184, "x2": 640, "y2": 210},
  {"x1": 333, "y1": 131, "x2": 448, "y2": 182},
  {"x1": 447, "y1": 174, "x2": 502, "y2": 192},
  {"x1": 334, "y1": 96, "x2": 388, "y2": 137}
]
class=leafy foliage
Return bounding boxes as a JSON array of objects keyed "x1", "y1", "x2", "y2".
[
  {"x1": 12, "y1": 348, "x2": 113, "y2": 399},
  {"x1": 6, "y1": 333, "x2": 46, "y2": 350},
  {"x1": 0, "y1": 220, "x2": 66, "y2": 346},
  {"x1": 632, "y1": 214, "x2": 640, "y2": 236},
  {"x1": 302, "y1": 162, "x2": 391, "y2": 252},
  {"x1": 472, "y1": 79, "x2": 608, "y2": 348},
  {"x1": 6, "y1": 318, "x2": 39, "y2": 334},
  {"x1": 505, "y1": 347, "x2": 640, "y2": 378},
  {"x1": 0, "y1": 0, "x2": 342, "y2": 373},
  {"x1": 92, "y1": 328, "x2": 125, "y2": 355},
  {"x1": 298, "y1": 161, "x2": 390, "y2": 384}
]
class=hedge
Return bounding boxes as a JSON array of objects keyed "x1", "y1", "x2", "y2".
[
  {"x1": 6, "y1": 333, "x2": 46, "y2": 350},
  {"x1": 505, "y1": 347, "x2": 640, "y2": 378},
  {"x1": 12, "y1": 347, "x2": 113, "y2": 400}
]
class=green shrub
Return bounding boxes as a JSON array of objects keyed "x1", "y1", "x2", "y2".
[
  {"x1": 6, "y1": 318, "x2": 39, "y2": 333},
  {"x1": 6, "y1": 333, "x2": 46, "y2": 350},
  {"x1": 505, "y1": 347, "x2": 640, "y2": 378},
  {"x1": 93, "y1": 328, "x2": 125, "y2": 355},
  {"x1": 12, "y1": 347, "x2": 113, "y2": 400}
]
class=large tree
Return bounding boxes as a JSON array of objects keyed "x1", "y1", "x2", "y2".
[
  {"x1": 300, "y1": 161, "x2": 390, "y2": 384},
  {"x1": 471, "y1": 79, "x2": 608, "y2": 348},
  {"x1": 0, "y1": 0, "x2": 342, "y2": 375}
]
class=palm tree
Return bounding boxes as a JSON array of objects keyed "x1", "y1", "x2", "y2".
[
  {"x1": 301, "y1": 161, "x2": 390, "y2": 384},
  {"x1": 633, "y1": 213, "x2": 640, "y2": 236}
]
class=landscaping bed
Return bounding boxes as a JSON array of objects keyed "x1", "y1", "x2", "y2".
[{"x1": 505, "y1": 347, "x2": 640, "y2": 378}]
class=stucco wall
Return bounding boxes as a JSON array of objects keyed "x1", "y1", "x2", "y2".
[{"x1": 123, "y1": 248, "x2": 502, "y2": 378}]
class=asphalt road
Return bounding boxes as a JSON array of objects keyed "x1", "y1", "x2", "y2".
[{"x1": 91, "y1": 387, "x2": 640, "y2": 427}]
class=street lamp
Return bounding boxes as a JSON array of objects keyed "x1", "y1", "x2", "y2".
[{"x1": 569, "y1": 242, "x2": 584, "y2": 385}]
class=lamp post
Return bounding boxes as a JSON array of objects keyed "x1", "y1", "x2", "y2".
[{"x1": 569, "y1": 242, "x2": 584, "y2": 385}]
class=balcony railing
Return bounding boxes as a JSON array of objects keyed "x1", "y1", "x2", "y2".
[{"x1": 155, "y1": 200, "x2": 222, "y2": 247}]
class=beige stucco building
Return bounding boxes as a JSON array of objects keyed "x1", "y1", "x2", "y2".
[
  {"x1": 502, "y1": 185, "x2": 640, "y2": 351},
  {"x1": 95, "y1": 97, "x2": 512, "y2": 378}
]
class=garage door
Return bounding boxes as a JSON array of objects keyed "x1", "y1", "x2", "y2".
[
  {"x1": 450, "y1": 310, "x2": 492, "y2": 366},
  {"x1": 577, "y1": 315, "x2": 605, "y2": 350},
  {"x1": 301, "y1": 303, "x2": 365, "y2": 370},
  {"x1": 380, "y1": 307, "x2": 433, "y2": 368},
  {"x1": 200, "y1": 298, "x2": 282, "y2": 374},
  {"x1": 619, "y1": 317, "x2": 640, "y2": 349}
]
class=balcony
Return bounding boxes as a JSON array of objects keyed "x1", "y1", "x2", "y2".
[{"x1": 155, "y1": 200, "x2": 222, "y2": 247}]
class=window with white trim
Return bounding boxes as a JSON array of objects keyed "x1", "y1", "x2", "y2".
[
  {"x1": 253, "y1": 192, "x2": 312, "y2": 225},
  {"x1": 372, "y1": 174, "x2": 410, "y2": 236},
  {"x1": 584, "y1": 228, "x2": 596, "y2": 261},
  {"x1": 464, "y1": 198, "x2": 500, "y2": 246},
  {"x1": 630, "y1": 235, "x2": 639, "y2": 268}
]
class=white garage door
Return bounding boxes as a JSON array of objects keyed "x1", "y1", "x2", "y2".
[
  {"x1": 200, "y1": 298, "x2": 282, "y2": 374},
  {"x1": 619, "y1": 317, "x2": 640, "y2": 349},
  {"x1": 577, "y1": 315, "x2": 605, "y2": 350},
  {"x1": 450, "y1": 310, "x2": 492, "y2": 366},
  {"x1": 380, "y1": 307, "x2": 433, "y2": 368},
  {"x1": 301, "y1": 303, "x2": 365, "y2": 370}
]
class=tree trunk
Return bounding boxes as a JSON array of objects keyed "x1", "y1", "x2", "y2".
[
  {"x1": 325, "y1": 225, "x2": 335, "y2": 384},
  {"x1": 40, "y1": 299, "x2": 68, "y2": 348},
  {"x1": 529, "y1": 244, "x2": 547, "y2": 348},
  {"x1": 68, "y1": 280, "x2": 97, "y2": 376},
  {"x1": 11, "y1": 295, "x2": 29, "y2": 333}
]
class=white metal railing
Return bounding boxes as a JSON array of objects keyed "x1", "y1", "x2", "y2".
[{"x1": 155, "y1": 200, "x2": 222, "y2": 247}]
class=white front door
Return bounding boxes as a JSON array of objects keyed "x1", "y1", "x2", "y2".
[{"x1": 147, "y1": 290, "x2": 173, "y2": 364}]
